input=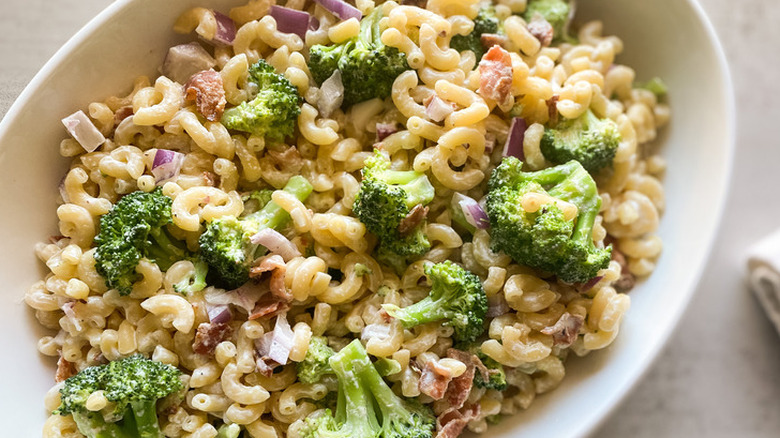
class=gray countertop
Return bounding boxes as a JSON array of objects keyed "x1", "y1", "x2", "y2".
[{"x1": 2, "y1": 0, "x2": 779, "y2": 436}]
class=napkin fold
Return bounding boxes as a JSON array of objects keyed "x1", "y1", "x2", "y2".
[{"x1": 746, "y1": 228, "x2": 780, "y2": 335}]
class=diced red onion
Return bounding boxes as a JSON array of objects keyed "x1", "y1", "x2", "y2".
[
  {"x1": 309, "y1": 16, "x2": 320, "y2": 31},
  {"x1": 502, "y1": 117, "x2": 527, "y2": 160},
  {"x1": 58, "y1": 176, "x2": 70, "y2": 203},
  {"x1": 61, "y1": 110, "x2": 106, "y2": 153},
  {"x1": 454, "y1": 193, "x2": 489, "y2": 230},
  {"x1": 250, "y1": 229, "x2": 301, "y2": 261},
  {"x1": 212, "y1": 11, "x2": 237, "y2": 45},
  {"x1": 268, "y1": 313, "x2": 295, "y2": 364},
  {"x1": 318, "y1": 70, "x2": 344, "y2": 118},
  {"x1": 270, "y1": 6, "x2": 312, "y2": 39},
  {"x1": 62, "y1": 302, "x2": 83, "y2": 332},
  {"x1": 206, "y1": 304, "x2": 232, "y2": 324},
  {"x1": 484, "y1": 133, "x2": 497, "y2": 154},
  {"x1": 486, "y1": 293, "x2": 509, "y2": 317},
  {"x1": 313, "y1": 0, "x2": 362, "y2": 21},
  {"x1": 151, "y1": 149, "x2": 185, "y2": 184},
  {"x1": 376, "y1": 123, "x2": 399, "y2": 141},
  {"x1": 580, "y1": 275, "x2": 604, "y2": 292},
  {"x1": 424, "y1": 95, "x2": 456, "y2": 123},
  {"x1": 254, "y1": 331, "x2": 274, "y2": 357},
  {"x1": 205, "y1": 283, "x2": 267, "y2": 314},
  {"x1": 161, "y1": 42, "x2": 216, "y2": 84}
]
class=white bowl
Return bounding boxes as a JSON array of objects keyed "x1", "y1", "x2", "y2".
[{"x1": 0, "y1": 0, "x2": 733, "y2": 436}]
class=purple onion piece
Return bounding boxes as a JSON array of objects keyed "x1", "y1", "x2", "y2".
[
  {"x1": 206, "y1": 304, "x2": 232, "y2": 324},
  {"x1": 151, "y1": 149, "x2": 185, "y2": 184},
  {"x1": 161, "y1": 42, "x2": 216, "y2": 84},
  {"x1": 270, "y1": 6, "x2": 312, "y2": 39},
  {"x1": 61, "y1": 110, "x2": 106, "y2": 153},
  {"x1": 313, "y1": 0, "x2": 362, "y2": 21},
  {"x1": 376, "y1": 123, "x2": 399, "y2": 141},
  {"x1": 268, "y1": 313, "x2": 294, "y2": 364},
  {"x1": 580, "y1": 275, "x2": 604, "y2": 292},
  {"x1": 249, "y1": 228, "x2": 301, "y2": 261},
  {"x1": 503, "y1": 117, "x2": 527, "y2": 160},
  {"x1": 309, "y1": 15, "x2": 320, "y2": 31},
  {"x1": 486, "y1": 293, "x2": 510, "y2": 318},
  {"x1": 454, "y1": 193, "x2": 489, "y2": 230},
  {"x1": 212, "y1": 11, "x2": 237, "y2": 45}
]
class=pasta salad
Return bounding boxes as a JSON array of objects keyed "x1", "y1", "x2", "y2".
[{"x1": 28, "y1": 0, "x2": 669, "y2": 436}]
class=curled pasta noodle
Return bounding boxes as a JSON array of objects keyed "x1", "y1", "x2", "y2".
[
  {"x1": 171, "y1": 186, "x2": 243, "y2": 231},
  {"x1": 140, "y1": 293, "x2": 195, "y2": 333},
  {"x1": 133, "y1": 77, "x2": 184, "y2": 126}
]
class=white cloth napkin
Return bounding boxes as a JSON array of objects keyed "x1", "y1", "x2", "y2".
[{"x1": 746, "y1": 228, "x2": 780, "y2": 335}]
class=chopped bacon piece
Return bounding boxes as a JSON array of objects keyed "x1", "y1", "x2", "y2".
[
  {"x1": 113, "y1": 106, "x2": 134, "y2": 125},
  {"x1": 256, "y1": 357, "x2": 281, "y2": 377},
  {"x1": 267, "y1": 147, "x2": 303, "y2": 175},
  {"x1": 527, "y1": 15, "x2": 554, "y2": 47},
  {"x1": 541, "y1": 312, "x2": 584, "y2": 347},
  {"x1": 250, "y1": 254, "x2": 290, "y2": 301},
  {"x1": 546, "y1": 95, "x2": 560, "y2": 125},
  {"x1": 202, "y1": 171, "x2": 219, "y2": 187},
  {"x1": 478, "y1": 46, "x2": 513, "y2": 109},
  {"x1": 248, "y1": 294, "x2": 291, "y2": 320},
  {"x1": 193, "y1": 322, "x2": 233, "y2": 355},
  {"x1": 398, "y1": 204, "x2": 429, "y2": 237},
  {"x1": 437, "y1": 403, "x2": 481, "y2": 438},
  {"x1": 480, "y1": 33, "x2": 510, "y2": 51},
  {"x1": 611, "y1": 247, "x2": 637, "y2": 292},
  {"x1": 424, "y1": 95, "x2": 457, "y2": 123},
  {"x1": 184, "y1": 69, "x2": 227, "y2": 122},
  {"x1": 442, "y1": 349, "x2": 478, "y2": 410},
  {"x1": 418, "y1": 360, "x2": 454, "y2": 400},
  {"x1": 55, "y1": 356, "x2": 77, "y2": 383}
]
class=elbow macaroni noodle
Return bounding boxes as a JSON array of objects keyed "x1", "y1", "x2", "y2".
[{"x1": 29, "y1": 0, "x2": 670, "y2": 435}]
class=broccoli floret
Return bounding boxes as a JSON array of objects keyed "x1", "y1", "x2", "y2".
[
  {"x1": 301, "y1": 340, "x2": 435, "y2": 438},
  {"x1": 55, "y1": 355, "x2": 182, "y2": 438},
  {"x1": 94, "y1": 188, "x2": 188, "y2": 295},
  {"x1": 198, "y1": 176, "x2": 313, "y2": 289},
  {"x1": 523, "y1": 0, "x2": 571, "y2": 41},
  {"x1": 353, "y1": 151, "x2": 435, "y2": 271},
  {"x1": 172, "y1": 259, "x2": 208, "y2": 295},
  {"x1": 383, "y1": 261, "x2": 487, "y2": 343},
  {"x1": 486, "y1": 157, "x2": 611, "y2": 283},
  {"x1": 540, "y1": 109, "x2": 621, "y2": 172},
  {"x1": 216, "y1": 423, "x2": 242, "y2": 438},
  {"x1": 221, "y1": 60, "x2": 301, "y2": 143},
  {"x1": 473, "y1": 351, "x2": 507, "y2": 390},
  {"x1": 450, "y1": 6, "x2": 500, "y2": 61},
  {"x1": 297, "y1": 336, "x2": 335, "y2": 384},
  {"x1": 636, "y1": 77, "x2": 668, "y2": 98},
  {"x1": 308, "y1": 7, "x2": 410, "y2": 107}
]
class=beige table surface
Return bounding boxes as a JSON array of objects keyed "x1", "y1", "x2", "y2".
[{"x1": 2, "y1": 0, "x2": 779, "y2": 436}]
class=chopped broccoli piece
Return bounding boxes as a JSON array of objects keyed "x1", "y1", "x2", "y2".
[
  {"x1": 636, "y1": 77, "x2": 668, "y2": 98},
  {"x1": 353, "y1": 151, "x2": 435, "y2": 271},
  {"x1": 55, "y1": 355, "x2": 182, "y2": 438},
  {"x1": 308, "y1": 7, "x2": 410, "y2": 107},
  {"x1": 301, "y1": 340, "x2": 435, "y2": 438},
  {"x1": 540, "y1": 109, "x2": 621, "y2": 172},
  {"x1": 486, "y1": 157, "x2": 611, "y2": 283},
  {"x1": 242, "y1": 189, "x2": 274, "y2": 214},
  {"x1": 523, "y1": 0, "x2": 571, "y2": 41},
  {"x1": 198, "y1": 176, "x2": 313, "y2": 289},
  {"x1": 473, "y1": 351, "x2": 507, "y2": 390},
  {"x1": 94, "y1": 188, "x2": 188, "y2": 295},
  {"x1": 297, "y1": 336, "x2": 335, "y2": 384},
  {"x1": 172, "y1": 259, "x2": 208, "y2": 295},
  {"x1": 221, "y1": 60, "x2": 301, "y2": 143},
  {"x1": 450, "y1": 6, "x2": 500, "y2": 61},
  {"x1": 216, "y1": 423, "x2": 242, "y2": 438},
  {"x1": 374, "y1": 358, "x2": 402, "y2": 377},
  {"x1": 383, "y1": 261, "x2": 487, "y2": 343}
]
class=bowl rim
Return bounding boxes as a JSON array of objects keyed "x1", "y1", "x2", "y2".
[{"x1": 0, "y1": 0, "x2": 736, "y2": 436}]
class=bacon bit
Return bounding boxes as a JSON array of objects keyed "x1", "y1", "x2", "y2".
[
  {"x1": 480, "y1": 33, "x2": 510, "y2": 51},
  {"x1": 267, "y1": 147, "x2": 303, "y2": 174},
  {"x1": 184, "y1": 70, "x2": 227, "y2": 122},
  {"x1": 437, "y1": 403, "x2": 481, "y2": 438},
  {"x1": 376, "y1": 123, "x2": 400, "y2": 141},
  {"x1": 611, "y1": 247, "x2": 637, "y2": 292},
  {"x1": 399, "y1": 204, "x2": 429, "y2": 237},
  {"x1": 193, "y1": 322, "x2": 233, "y2": 355},
  {"x1": 418, "y1": 360, "x2": 454, "y2": 400},
  {"x1": 442, "y1": 349, "x2": 478, "y2": 410},
  {"x1": 471, "y1": 354, "x2": 490, "y2": 384},
  {"x1": 202, "y1": 171, "x2": 219, "y2": 187},
  {"x1": 55, "y1": 356, "x2": 77, "y2": 383},
  {"x1": 256, "y1": 357, "x2": 281, "y2": 377},
  {"x1": 250, "y1": 254, "x2": 290, "y2": 301},
  {"x1": 424, "y1": 95, "x2": 457, "y2": 123},
  {"x1": 541, "y1": 312, "x2": 584, "y2": 347},
  {"x1": 478, "y1": 46, "x2": 513, "y2": 109},
  {"x1": 248, "y1": 294, "x2": 291, "y2": 320},
  {"x1": 378, "y1": 307, "x2": 393, "y2": 323},
  {"x1": 546, "y1": 95, "x2": 560, "y2": 125},
  {"x1": 527, "y1": 15, "x2": 554, "y2": 47},
  {"x1": 113, "y1": 106, "x2": 134, "y2": 125}
]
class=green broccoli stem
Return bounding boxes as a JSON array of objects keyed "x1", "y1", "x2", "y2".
[
  {"x1": 146, "y1": 227, "x2": 188, "y2": 271},
  {"x1": 543, "y1": 161, "x2": 601, "y2": 245},
  {"x1": 245, "y1": 175, "x2": 313, "y2": 230},
  {"x1": 130, "y1": 400, "x2": 164, "y2": 438},
  {"x1": 173, "y1": 260, "x2": 208, "y2": 294},
  {"x1": 358, "y1": 6, "x2": 383, "y2": 50},
  {"x1": 328, "y1": 341, "x2": 380, "y2": 435},
  {"x1": 384, "y1": 294, "x2": 449, "y2": 329},
  {"x1": 72, "y1": 412, "x2": 132, "y2": 438}
]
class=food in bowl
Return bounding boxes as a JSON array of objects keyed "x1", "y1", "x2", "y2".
[{"x1": 26, "y1": 0, "x2": 670, "y2": 436}]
